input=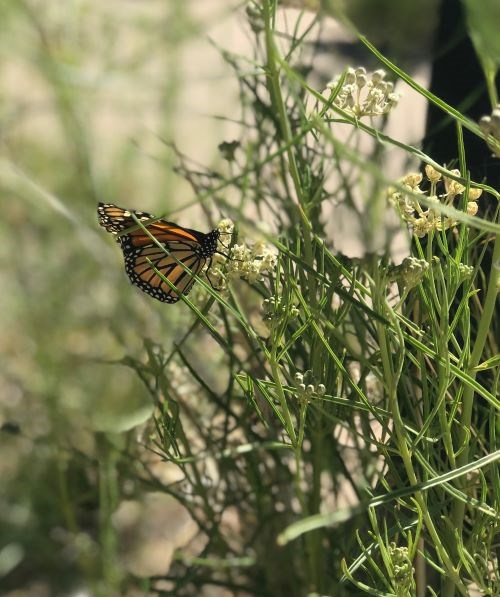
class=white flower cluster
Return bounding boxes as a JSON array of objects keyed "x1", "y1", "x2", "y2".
[
  {"x1": 261, "y1": 297, "x2": 299, "y2": 328},
  {"x1": 388, "y1": 166, "x2": 482, "y2": 238},
  {"x1": 457, "y1": 263, "x2": 474, "y2": 282},
  {"x1": 388, "y1": 257, "x2": 429, "y2": 290},
  {"x1": 201, "y1": 219, "x2": 277, "y2": 295},
  {"x1": 388, "y1": 543, "x2": 415, "y2": 593},
  {"x1": 294, "y1": 371, "x2": 326, "y2": 403},
  {"x1": 479, "y1": 106, "x2": 500, "y2": 157},
  {"x1": 324, "y1": 67, "x2": 399, "y2": 118},
  {"x1": 227, "y1": 241, "x2": 277, "y2": 284}
]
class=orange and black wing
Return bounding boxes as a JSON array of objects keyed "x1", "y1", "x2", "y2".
[{"x1": 97, "y1": 203, "x2": 220, "y2": 303}]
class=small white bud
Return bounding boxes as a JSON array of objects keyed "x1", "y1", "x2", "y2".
[
  {"x1": 467, "y1": 201, "x2": 478, "y2": 216},
  {"x1": 425, "y1": 165, "x2": 441, "y2": 183},
  {"x1": 371, "y1": 69, "x2": 386, "y2": 84},
  {"x1": 468, "y1": 188, "x2": 482, "y2": 201},
  {"x1": 403, "y1": 173, "x2": 422, "y2": 188}
]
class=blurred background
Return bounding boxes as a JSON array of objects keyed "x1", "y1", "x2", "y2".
[
  {"x1": 0, "y1": 2, "x2": 248, "y2": 593},
  {"x1": 0, "y1": 0, "x2": 249, "y2": 432}
]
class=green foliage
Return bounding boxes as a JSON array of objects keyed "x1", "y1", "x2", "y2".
[{"x1": 1, "y1": 1, "x2": 499, "y2": 596}]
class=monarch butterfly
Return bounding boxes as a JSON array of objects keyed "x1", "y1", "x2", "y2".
[{"x1": 97, "y1": 203, "x2": 221, "y2": 303}]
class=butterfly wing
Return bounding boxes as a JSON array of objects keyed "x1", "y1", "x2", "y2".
[
  {"x1": 98, "y1": 203, "x2": 219, "y2": 303},
  {"x1": 120, "y1": 233, "x2": 209, "y2": 303},
  {"x1": 97, "y1": 203, "x2": 154, "y2": 234}
]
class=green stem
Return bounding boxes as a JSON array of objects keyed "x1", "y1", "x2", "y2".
[
  {"x1": 373, "y1": 268, "x2": 467, "y2": 596},
  {"x1": 262, "y1": 1, "x2": 317, "y2": 310},
  {"x1": 96, "y1": 433, "x2": 122, "y2": 595},
  {"x1": 270, "y1": 353, "x2": 297, "y2": 445},
  {"x1": 443, "y1": 220, "x2": 500, "y2": 597}
]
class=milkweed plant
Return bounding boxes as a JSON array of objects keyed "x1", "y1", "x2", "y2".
[
  {"x1": 116, "y1": 3, "x2": 500, "y2": 597},
  {"x1": 113, "y1": 3, "x2": 499, "y2": 596}
]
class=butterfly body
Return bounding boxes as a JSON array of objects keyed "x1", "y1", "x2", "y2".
[{"x1": 97, "y1": 203, "x2": 220, "y2": 303}]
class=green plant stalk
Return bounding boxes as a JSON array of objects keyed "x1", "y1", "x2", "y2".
[
  {"x1": 273, "y1": 372, "x2": 319, "y2": 593},
  {"x1": 309, "y1": 422, "x2": 326, "y2": 592},
  {"x1": 297, "y1": 400, "x2": 307, "y2": 448},
  {"x1": 96, "y1": 434, "x2": 122, "y2": 595},
  {"x1": 262, "y1": 1, "x2": 317, "y2": 311},
  {"x1": 269, "y1": 351, "x2": 297, "y2": 446},
  {"x1": 458, "y1": 227, "x2": 499, "y2": 450},
  {"x1": 262, "y1": 4, "x2": 323, "y2": 591},
  {"x1": 372, "y1": 270, "x2": 467, "y2": 595},
  {"x1": 444, "y1": 224, "x2": 500, "y2": 596},
  {"x1": 341, "y1": 558, "x2": 391, "y2": 596},
  {"x1": 434, "y1": 263, "x2": 456, "y2": 469},
  {"x1": 367, "y1": 508, "x2": 401, "y2": 594}
]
